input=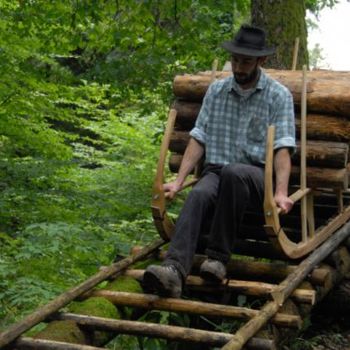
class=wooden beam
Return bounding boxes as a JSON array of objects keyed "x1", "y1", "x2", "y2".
[
  {"x1": 271, "y1": 220, "x2": 350, "y2": 306},
  {"x1": 54, "y1": 313, "x2": 233, "y2": 347},
  {"x1": 221, "y1": 301, "x2": 280, "y2": 350},
  {"x1": 221, "y1": 221, "x2": 350, "y2": 350},
  {"x1": 55, "y1": 313, "x2": 276, "y2": 350},
  {"x1": 85, "y1": 290, "x2": 302, "y2": 328},
  {"x1": 125, "y1": 270, "x2": 315, "y2": 305}
]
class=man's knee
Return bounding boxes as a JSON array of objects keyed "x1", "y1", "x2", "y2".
[
  {"x1": 221, "y1": 163, "x2": 251, "y2": 181},
  {"x1": 188, "y1": 185, "x2": 216, "y2": 203}
]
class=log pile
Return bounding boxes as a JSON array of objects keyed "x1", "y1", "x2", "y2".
[{"x1": 170, "y1": 69, "x2": 350, "y2": 190}]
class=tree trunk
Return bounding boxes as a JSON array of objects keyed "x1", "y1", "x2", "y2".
[{"x1": 251, "y1": 0, "x2": 308, "y2": 69}]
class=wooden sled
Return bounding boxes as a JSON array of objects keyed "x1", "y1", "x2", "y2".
[
  {"x1": 152, "y1": 66, "x2": 350, "y2": 260},
  {"x1": 3, "y1": 68, "x2": 350, "y2": 350}
]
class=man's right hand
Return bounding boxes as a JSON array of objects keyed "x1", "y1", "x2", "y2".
[{"x1": 163, "y1": 181, "x2": 183, "y2": 200}]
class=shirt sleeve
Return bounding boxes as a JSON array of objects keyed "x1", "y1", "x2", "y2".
[
  {"x1": 272, "y1": 88, "x2": 296, "y2": 153},
  {"x1": 189, "y1": 83, "x2": 214, "y2": 144}
]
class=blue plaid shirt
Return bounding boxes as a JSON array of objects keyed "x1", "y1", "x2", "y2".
[{"x1": 190, "y1": 69, "x2": 296, "y2": 166}]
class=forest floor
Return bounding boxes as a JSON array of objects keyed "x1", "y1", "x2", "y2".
[{"x1": 283, "y1": 279, "x2": 350, "y2": 350}]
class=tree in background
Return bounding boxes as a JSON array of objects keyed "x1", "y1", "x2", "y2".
[
  {"x1": 251, "y1": 0, "x2": 309, "y2": 69},
  {"x1": 251, "y1": 0, "x2": 339, "y2": 69}
]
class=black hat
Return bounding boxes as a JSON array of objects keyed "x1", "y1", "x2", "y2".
[{"x1": 222, "y1": 24, "x2": 275, "y2": 57}]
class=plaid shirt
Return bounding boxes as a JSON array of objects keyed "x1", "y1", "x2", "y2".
[{"x1": 190, "y1": 69, "x2": 296, "y2": 166}]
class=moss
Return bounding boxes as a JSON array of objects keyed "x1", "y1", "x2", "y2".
[
  {"x1": 69, "y1": 297, "x2": 120, "y2": 319},
  {"x1": 34, "y1": 298, "x2": 120, "y2": 346},
  {"x1": 34, "y1": 320, "x2": 86, "y2": 344},
  {"x1": 68, "y1": 297, "x2": 120, "y2": 345},
  {"x1": 106, "y1": 275, "x2": 143, "y2": 293}
]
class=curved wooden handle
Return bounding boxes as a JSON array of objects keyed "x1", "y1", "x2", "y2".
[{"x1": 151, "y1": 109, "x2": 177, "y2": 240}]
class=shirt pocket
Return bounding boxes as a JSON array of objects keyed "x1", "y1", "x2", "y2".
[{"x1": 246, "y1": 115, "x2": 268, "y2": 143}]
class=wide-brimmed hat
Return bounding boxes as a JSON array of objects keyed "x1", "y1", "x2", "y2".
[{"x1": 222, "y1": 24, "x2": 275, "y2": 57}]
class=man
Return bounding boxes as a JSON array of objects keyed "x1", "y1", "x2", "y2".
[{"x1": 142, "y1": 24, "x2": 296, "y2": 298}]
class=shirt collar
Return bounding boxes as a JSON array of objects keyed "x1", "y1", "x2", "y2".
[{"x1": 228, "y1": 68, "x2": 268, "y2": 94}]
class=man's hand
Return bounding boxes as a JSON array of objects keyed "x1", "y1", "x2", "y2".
[
  {"x1": 164, "y1": 181, "x2": 183, "y2": 200},
  {"x1": 274, "y1": 193, "x2": 294, "y2": 214}
]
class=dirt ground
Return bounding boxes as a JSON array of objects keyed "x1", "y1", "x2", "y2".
[{"x1": 283, "y1": 279, "x2": 350, "y2": 350}]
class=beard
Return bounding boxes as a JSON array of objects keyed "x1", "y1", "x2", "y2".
[{"x1": 234, "y1": 65, "x2": 259, "y2": 86}]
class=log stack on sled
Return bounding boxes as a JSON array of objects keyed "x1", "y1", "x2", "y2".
[
  {"x1": 150, "y1": 68, "x2": 350, "y2": 261},
  {"x1": 170, "y1": 69, "x2": 350, "y2": 189}
]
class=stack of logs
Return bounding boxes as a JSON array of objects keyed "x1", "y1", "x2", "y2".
[{"x1": 169, "y1": 69, "x2": 350, "y2": 190}]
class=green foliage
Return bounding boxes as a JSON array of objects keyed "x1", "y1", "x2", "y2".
[{"x1": 305, "y1": 0, "x2": 339, "y2": 16}]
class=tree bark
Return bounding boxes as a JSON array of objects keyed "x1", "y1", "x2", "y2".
[{"x1": 251, "y1": 0, "x2": 308, "y2": 69}]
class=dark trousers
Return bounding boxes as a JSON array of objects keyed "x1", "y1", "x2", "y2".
[{"x1": 165, "y1": 163, "x2": 265, "y2": 279}]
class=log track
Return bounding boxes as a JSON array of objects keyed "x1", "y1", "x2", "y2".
[
  {"x1": 1, "y1": 226, "x2": 350, "y2": 350},
  {"x1": 1, "y1": 69, "x2": 350, "y2": 350}
]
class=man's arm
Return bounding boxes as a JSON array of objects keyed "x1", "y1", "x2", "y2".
[
  {"x1": 164, "y1": 138, "x2": 204, "y2": 199},
  {"x1": 274, "y1": 148, "x2": 294, "y2": 214}
]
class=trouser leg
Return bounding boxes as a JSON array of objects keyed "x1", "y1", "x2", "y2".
[
  {"x1": 205, "y1": 163, "x2": 265, "y2": 263},
  {"x1": 165, "y1": 168, "x2": 220, "y2": 279}
]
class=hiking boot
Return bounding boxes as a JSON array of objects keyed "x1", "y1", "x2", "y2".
[
  {"x1": 199, "y1": 259, "x2": 226, "y2": 282},
  {"x1": 142, "y1": 265, "x2": 182, "y2": 298}
]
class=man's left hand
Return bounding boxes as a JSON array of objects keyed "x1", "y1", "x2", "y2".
[{"x1": 274, "y1": 193, "x2": 294, "y2": 214}]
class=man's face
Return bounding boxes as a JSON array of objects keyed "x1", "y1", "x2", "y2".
[{"x1": 231, "y1": 54, "x2": 262, "y2": 87}]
